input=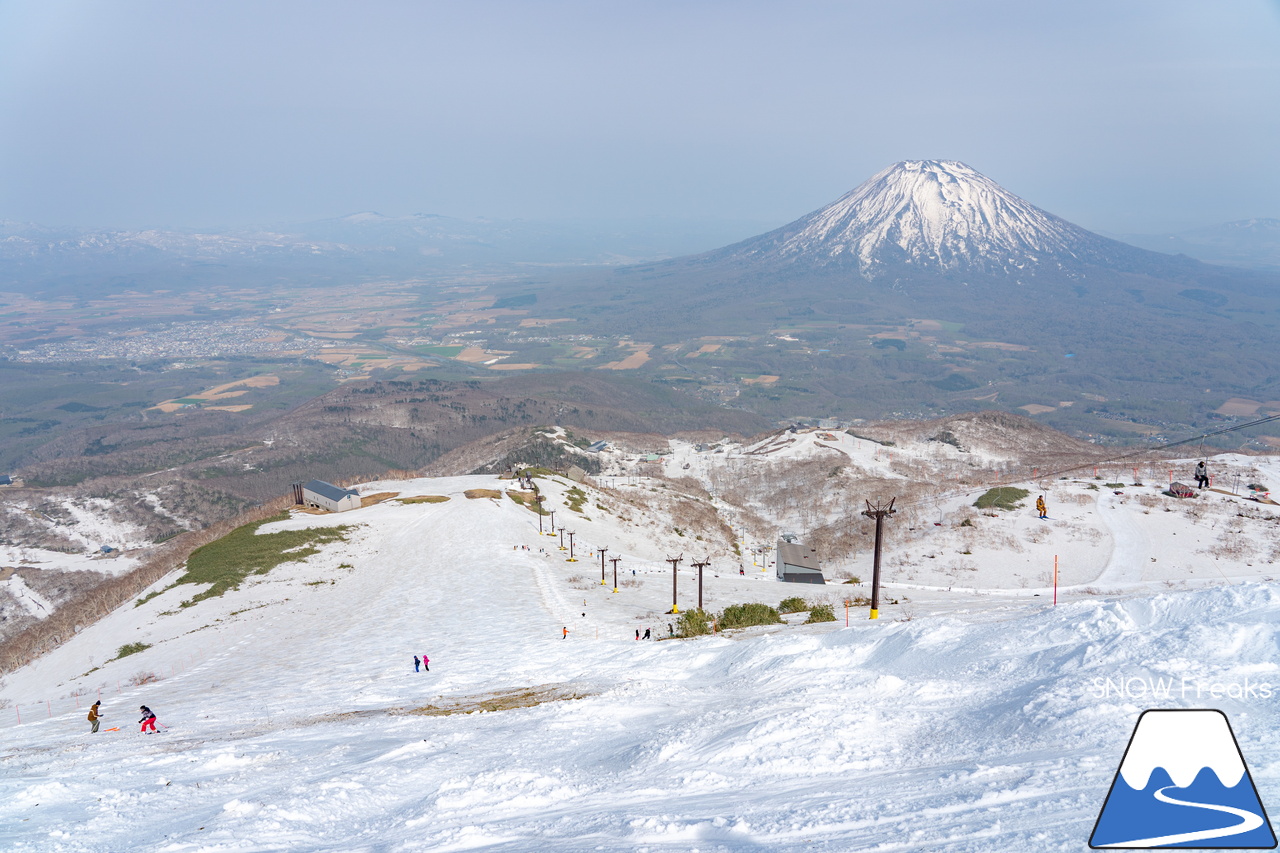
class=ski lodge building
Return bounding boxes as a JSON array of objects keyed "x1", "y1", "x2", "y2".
[
  {"x1": 295, "y1": 479, "x2": 361, "y2": 513},
  {"x1": 775, "y1": 533, "x2": 825, "y2": 584}
]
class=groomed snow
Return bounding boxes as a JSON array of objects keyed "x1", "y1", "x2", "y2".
[{"x1": 2, "y1": 473, "x2": 1278, "y2": 851}]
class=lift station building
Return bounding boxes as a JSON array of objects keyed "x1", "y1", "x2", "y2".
[{"x1": 775, "y1": 533, "x2": 825, "y2": 584}]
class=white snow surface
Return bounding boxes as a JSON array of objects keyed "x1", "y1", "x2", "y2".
[
  {"x1": 2, "y1": 473, "x2": 1279, "y2": 851},
  {"x1": 734, "y1": 159, "x2": 1123, "y2": 277}
]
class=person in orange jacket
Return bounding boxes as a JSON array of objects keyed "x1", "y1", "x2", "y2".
[
  {"x1": 1036, "y1": 495, "x2": 1047, "y2": 519},
  {"x1": 88, "y1": 700, "x2": 102, "y2": 733}
]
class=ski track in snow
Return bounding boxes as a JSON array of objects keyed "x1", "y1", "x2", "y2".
[
  {"x1": 2, "y1": 475, "x2": 1279, "y2": 851},
  {"x1": 1094, "y1": 491, "x2": 1152, "y2": 586},
  {"x1": 3, "y1": 574, "x2": 54, "y2": 617}
]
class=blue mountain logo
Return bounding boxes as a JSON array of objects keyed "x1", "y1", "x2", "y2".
[{"x1": 1091, "y1": 709, "x2": 1276, "y2": 848}]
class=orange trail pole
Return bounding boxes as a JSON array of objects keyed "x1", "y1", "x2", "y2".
[{"x1": 1053, "y1": 555, "x2": 1059, "y2": 606}]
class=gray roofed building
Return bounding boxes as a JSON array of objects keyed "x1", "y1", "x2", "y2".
[
  {"x1": 302, "y1": 479, "x2": 361, "y2": 512},
  {"x1": 776, "y1": 534, "x2": 825, "y2": 584}
]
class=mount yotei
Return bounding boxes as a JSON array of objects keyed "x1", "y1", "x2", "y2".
[
  {"x1": 513, "y1": 160, "x2": 1280, "y2": 437},
  {"x1": 713, "y1": 159, "x2": 1173, "y2": 278}
]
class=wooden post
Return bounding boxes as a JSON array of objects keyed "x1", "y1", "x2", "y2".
[
  {"x1": 862, "y1": 498, "x2": 896, "y2": 620},
  {"x1": 692, "y1": 559, "x2": 710, "y2": 611},
  {"x1": 667, "y1": 555, "x2": 683, "y2": 614}
]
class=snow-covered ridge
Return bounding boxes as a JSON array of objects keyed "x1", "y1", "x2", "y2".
[{"x1": 727, "y1": 159, "x2": 1126, "y2": 277}]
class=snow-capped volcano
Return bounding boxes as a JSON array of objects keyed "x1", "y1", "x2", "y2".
[{"x1": 723, "y1": 159, "x2": 1132, "y2": 278}]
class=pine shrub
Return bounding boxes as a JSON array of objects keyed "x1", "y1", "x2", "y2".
[
  {"x1": 676, "y1": 609, "x2": 713, "y2": 637},
  {"x1": 778, "y1": 596, "x2": 808, "y2": 614},
  {"x1": 805, "y1": 603, "x2": 837, "y2": 623},
  {"x1": 718, "y1": 602, "x2": 782, "y2": 630}
]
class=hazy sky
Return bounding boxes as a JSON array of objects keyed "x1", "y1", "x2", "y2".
[{"x1": 1, "y1": 1, "x2": 1278, "y2": 235}]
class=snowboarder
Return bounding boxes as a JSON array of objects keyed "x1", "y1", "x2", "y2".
[
  {"x1": 739, "y1": 567, "x2": 745, "y2": 576},
  {"x1": 422, "y1": 654, "x2": 429, "y2": 672},
  {"x1": 642, "y1": 628, "x2": 651, "y2": 640},
  {"x1": 1036, "y1": 495, "x2": 1047, "y2": 519},
  {"x1": 562, "y1": 626, "x2": 568, "y2": 639},
  {"x1": 87, "y1": 700, "x2": 102, "y2": 733},
  {"x1": 413, "y1": 655, "x2": 420, "y2": 672},
  {"x1": 138, "y1": 705, "x2": 157, "y2": 734},
  {"x1": 635, "y1": 629, "x2": 640, "y2": 641},
  {"x1": 1195, "y1": 461, "x2": 1209, "y2": 489}
]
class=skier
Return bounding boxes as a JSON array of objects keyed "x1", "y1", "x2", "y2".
[
  {"x1": 414, "y1": 655, "x2": 420, "y2": 672},
  {"x1": 1195, "y1": 461, "x2": 1210, "y2": 489},
  {"x1": 1036, "y1": 495, "x2": 1047, "y2": 519},
  {"x1": 642, "y1": 628, "x2": 651, "y2": 640},
  {"x1": 138, "y1": 705, "x2": 157, "y2": 734},
  {"x1": 562, "y1": 626, "x2": 568, "y2": 639},
  {"x1": 422, "y1": 654, "x2": 430, "y2": 672},
  {"x1": 635, "y1": 629, "x2": 640, "y2": 641},
  {"x1": 87, "y1": 700, "x2": 102, "y2": 734}
]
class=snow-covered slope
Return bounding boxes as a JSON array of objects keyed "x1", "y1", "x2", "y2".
[
  {"x1": 721, "y1": 159, "x2": 1152, "y2": 278},
  {"x1": 4, "y1": 469, "x2": 1280, "y2": 851}
]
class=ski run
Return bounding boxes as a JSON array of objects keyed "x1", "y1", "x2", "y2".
[{"x1": 4, "y1": 441, "x2": 1280, "y2": 851}]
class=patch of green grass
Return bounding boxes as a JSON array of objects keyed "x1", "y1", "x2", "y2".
[
  {"x1": 778, "y1": 596, "x2": 808, "y2": 614},
  {"x1": 718, "y1": 602, "x2": 783, "y2": 630},
  {"x1": 973, "y1": 487, "x2": 1030, "y2": 512},
  {"x1": 115, "y1": 641, "x2": 151, "y2": 659},
  {"x1": 1104, "y1": 483, "x2": 1126, "y2": 489},
  {"x1": 805, "y1": 603, "x2": 837, "y2": 623},
  {"x1": 135, "y1": 588, "x2": 167, "y2": 608},
  {"x1": 566, "y1": 486, "x2": 587, "y2": 513},
  {"x1": 175, "y1": 513, "x2": 352, "y2": 607}
]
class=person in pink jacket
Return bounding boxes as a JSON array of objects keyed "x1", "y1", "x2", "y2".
[{"x1": 422, "y1": 654, "x2": 429, "y2": 672}]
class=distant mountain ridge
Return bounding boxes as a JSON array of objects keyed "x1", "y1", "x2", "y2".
[
  {"x1": 713, "y1": 159, "x2": 1175, "y2": 278},
  {"x1": 1119, "y1": 217, "x2": 1280, "y2": 271}
]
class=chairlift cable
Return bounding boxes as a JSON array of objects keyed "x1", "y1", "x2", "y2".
[{"x1": 885, "y1": 412, "x2": 1280, "y2": 513}]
